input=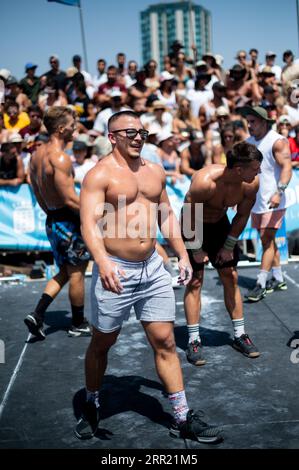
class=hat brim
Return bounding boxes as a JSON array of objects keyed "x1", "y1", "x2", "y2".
[{"x1": 238, "y1": 106, "x2": 275, "y2": 123}]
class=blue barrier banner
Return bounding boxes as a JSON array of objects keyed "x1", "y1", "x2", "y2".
[
  {"x1": 0, "y1": 185, "x2": 50, "y2": 250},
  {"x1": 0, "y1": 170, "x2": 299, "y2": 253}
]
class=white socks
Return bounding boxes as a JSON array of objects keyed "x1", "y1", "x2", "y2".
[
  {"x1": 272, "y1": 266, "x2": 283, "y2": 282},
  {"x1": 232, "y1": 318, "x2": 245, "y2": 338},
  {"x1": 256, "y1": 270, "x2": 269, "y2": 288},
  {"x1": 187, "y1": 324, "x2": 201, "y2": 343}
]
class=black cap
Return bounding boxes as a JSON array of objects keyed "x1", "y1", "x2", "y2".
[
  {"x1": 73, "y1": 140, "x2": 87, "y2": 151},
  {"x1": 73, "y1": 54, "x2": 81, "y2": 62}
]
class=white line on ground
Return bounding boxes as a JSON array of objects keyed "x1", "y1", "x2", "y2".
[
  {"x1": 283, "y1": 272, "x2": 299, "y2": 289},
  {"x1": 222, "y1": 418, "x2": 299, "y2": 428},
  {"x1": 0, "y1": 333, "x2": 31, "y2": 421}
]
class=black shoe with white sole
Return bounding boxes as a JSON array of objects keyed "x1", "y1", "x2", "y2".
[{"x1": 24, "y1": 314, "x2": 45, "y2": 340}]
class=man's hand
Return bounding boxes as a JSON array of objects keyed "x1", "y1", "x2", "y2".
[
  {"x1": 193, "y1": 249, "x2": 209, "y2": 265},
  {"x1": 98, "y1": 259, "x2": 126, "y2": 294},
  {"x1": 215, "y1": 248, "x2": 234, "y2": 265},
  {"x1": 177, "y1": 255, "x2": 193, "y2": 285},
  {"x1": 268, "y1": 192, "x2": 281, "y2": 209}
]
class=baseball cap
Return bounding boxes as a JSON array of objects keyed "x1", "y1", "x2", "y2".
[
  {"x1": 7, "y1": 132, "x2": 24, "y2": 143},
  {"x1": 278, "y1": 115, "x2": 291, "y2": 124},
  {"x1": 266, "y1": 51, "x2": 276, "y2": 57},
  {"x1": 73, "y1": 54, "x2": 81, "y2": 62},
  {"x1": 195, "y1": 60, "x2": 207, "y2": 68},
  {"x1": 151, "y1": 100, "x2": 167, "y2": 111},
  {"x1": 6, "y1": 76, "x2": 18, "y2": 86},
  {"x1": 25, "y1": 62, "x2": 38, "y2": 71},
  {"x1": 75, "y1": 134, "x2": 93, "y2": 147},
  {"x1": 212, "y1": 81, "x2": 227, "y2": 91},
  {"x1": 157, "y1": 130, "x2": 174, "y2": 145},
  {"x1": 0, "y1": 69, "x2": 11, "y2": 80},
  {"x1": 160, "y1": 71, "x2": 174, "y2": 82},
  {"x1": 216, "y1": 106, "x2": 229, "y2": 117},
  {"x1": 73, "y1": 140, "x2": 88, "y2": 151},
  {"x1": 109, "y1": 89, "x2": 122, "y2": 98}
]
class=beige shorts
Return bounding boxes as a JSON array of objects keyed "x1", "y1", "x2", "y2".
[{"x1": 251, "y1": 209, "x2": 286, "y2": 230}]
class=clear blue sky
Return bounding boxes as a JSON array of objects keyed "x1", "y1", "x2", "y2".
[{"x1": 2, "y1": 0, "x2": 299, "y2": 79}]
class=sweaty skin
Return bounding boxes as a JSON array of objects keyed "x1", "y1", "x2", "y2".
[{"x1": 30, "y1": 115, "x2": 79, "y2": 215}]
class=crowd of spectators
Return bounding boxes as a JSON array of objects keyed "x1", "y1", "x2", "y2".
[{"x1": 1, "y1": 43, "x2": 299, "y2": 189}]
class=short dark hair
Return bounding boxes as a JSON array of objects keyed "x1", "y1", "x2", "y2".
[
  {"x1": 108, "y1": 110, "x2": 140, "y2": 131},
  {"x1": 28, "y1": 105, "x2": 43, "y2": 118},
  {"x1": 249, "y1": 48, "x2": 258, "y2": 54},
  {"x1": 97, "y1": 58, "x2": 106, "y2": 65},
  {"x1": 226, "y1": 142, "x2": 263, "y2": 169}
]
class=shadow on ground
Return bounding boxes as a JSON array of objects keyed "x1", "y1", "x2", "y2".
[{"x1": 73, "y1": 375, "x2": 172, "y2": 440}]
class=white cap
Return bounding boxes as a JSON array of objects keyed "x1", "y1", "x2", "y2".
[
  {"x1": 215, "y1": 54, "x2": 224, "y2": 66},
  {"x1": 109, "y1": 89, "x2": 122, "y2": 98},
  {"x1": 157, "y1": 130, "x2": 174, "y2": 145},
  {"x1": 160, "y1": 71, "x2": 174, "y2": 82},
  {"x1": 0, "y1": 68, "x2": 11, "y2": 80},
  {"x1": 266, "y1": 51, "x2": 276, "y2": 57},
  {"x1": 147, "y1": 123, "x2": 161, "y2": 135},
  {"x1": 7, "y1": 132, "x2": 24, "y2": 143},
  {"x1": 278, "y1": 114, "x2": 291, "y2": 124},
  {"x1": 195, "y1": 60, "x2": 207, "y2": 67},
  {"x1": 216, "y1": 106, "x2": 229, "y2": 117}
]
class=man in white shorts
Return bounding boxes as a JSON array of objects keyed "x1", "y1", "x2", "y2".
[{"x1": 241, "y1": 106, "x2": 292, "y2": 301}]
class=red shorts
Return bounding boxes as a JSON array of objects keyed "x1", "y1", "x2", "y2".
[{"x1": 251, "y1": 209, "x2": 286, "y2": 230}]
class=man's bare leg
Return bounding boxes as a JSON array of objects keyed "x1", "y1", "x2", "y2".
[
  {"x1": 183, "y1": 271, "x2": 206, "y2": 366},
  {"x1": 24, "y1": 266, "x2": 69, "y2": 339},
  {"x1": 219, "y1": 266, "x2": 260, "y2": 358}
]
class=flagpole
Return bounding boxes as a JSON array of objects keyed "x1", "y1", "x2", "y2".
[
  {"x1": 78, "y1": 0, "x2": 89, "y2": 72},
  {"x1": 188, "y1": 0, "x2": 197, "y2": 67}
]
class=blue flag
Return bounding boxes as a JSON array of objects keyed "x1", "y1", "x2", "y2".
[{"x1": 48, "y1": 0, "x2": 80, "y2": 6}]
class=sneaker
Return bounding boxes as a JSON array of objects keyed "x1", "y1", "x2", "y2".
[
  {"x1": 266, "y1": 278, "x2": 287, "y2": 293},
  {"x1": 186, "y1": 339, "x2": 206, "y2": 366},
  {"x1": 68, "y1": 320, "x2": 91, "y2": 337},
  {"x1": 169, "y1": 410, "x2": 223, "y2": 444},
  {"x1": 232, "y1": 334, "x2": 260, "y2": 358},
  {"x1": 24, "y1": 314, "x2": 45, "y2": 340},
  {"x1": 74, "y1": 401, "x2": 100, "y2": 440},
  {"x1": 245, "y1": 283, "x2": 266, "y2": 302}
]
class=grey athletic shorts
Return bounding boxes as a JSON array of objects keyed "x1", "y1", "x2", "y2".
[{"x1": 90, "y1": 250, "x2": 176, "y2": 333}]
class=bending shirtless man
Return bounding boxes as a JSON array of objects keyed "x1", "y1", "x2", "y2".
[
  {"x1": 75, "y1": 110, "x2": 223, "y2": 444},
  {"x1": 24, "y1": 106, "x2": 90, "y2": 339},
  {"x1": 182, "y1": 142, "x2": 262, "y2": 366}
]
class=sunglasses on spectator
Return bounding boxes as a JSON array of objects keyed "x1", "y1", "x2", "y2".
[
  {"x1": 238, "y1": 55, "x2": 246, "y2": 59},
  {"x1": 111, "y1": 128, "x2": 149, "y2": 140}
]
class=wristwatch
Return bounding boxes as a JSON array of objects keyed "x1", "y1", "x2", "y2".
[{"x1": 277, "y1": 182, "x2": 288, "y2": 195}]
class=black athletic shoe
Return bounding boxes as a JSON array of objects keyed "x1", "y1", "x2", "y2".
[
  {"x1": 245, "y1": 283, "x2": 266, "y2": 302},
  {"x1": 74, "y1": 401, "x2": 100, "y2": 440},
  {"x1": 232, "y1": 334, "x2": 260, "y2": 358},
  {"x1": 186, "y1": 339, "x2": 206, "y2": 366},
  {"x1": 169, "y1": 410, "x2": 223, "y2": 444},
  {"x1": 266, "y1": 278, "x2": 287, "y2": 293},
  {"x1": 68, "y1": 320, "x2": 91, "y2": 337},
  {"x1": 24, "y1": 314, "x2": 45, "y2": 340}
]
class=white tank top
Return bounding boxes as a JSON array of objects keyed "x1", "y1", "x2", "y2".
[{"x1": 247, "y1": 130, "x2": 287, "y2": 213}]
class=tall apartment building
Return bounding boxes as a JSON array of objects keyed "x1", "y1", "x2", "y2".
[{"x1": 140, "y1": 1, "x2": 212, "y2": 69}]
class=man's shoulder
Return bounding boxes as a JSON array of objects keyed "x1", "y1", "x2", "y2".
[{"x1": 191, "y1": 165, "x2": 219, "y2": 189}]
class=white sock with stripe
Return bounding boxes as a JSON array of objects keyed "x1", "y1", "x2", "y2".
[{"x1": 232, "y1": 318, "x2": 245, "y2": 338}]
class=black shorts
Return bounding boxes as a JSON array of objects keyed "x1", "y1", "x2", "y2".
[
  {"x1": 46, "y1": 208, "x2": 90, "y2": 267},
  {"x1": 187, "y1": 215, "x2": 239, "y2": 272}
]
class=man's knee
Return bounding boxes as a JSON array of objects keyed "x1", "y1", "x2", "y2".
[
  {"x1": 185, "y1": 272, "x2": 204, "y2": 292},
  {"x1": 219, "y1": 267, "x2": 238, "y2": 286},
  {"x1": 89, "y1": 328, "x2": 120, "y2": 355}
]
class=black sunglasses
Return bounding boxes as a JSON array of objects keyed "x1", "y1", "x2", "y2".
[{"x1": 111, "y1": 128, "x2": 149, "y2": 140}]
